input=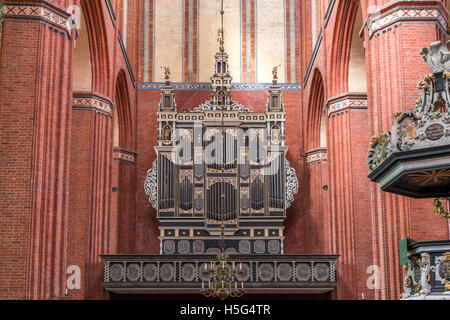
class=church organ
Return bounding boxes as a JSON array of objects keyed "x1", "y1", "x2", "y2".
[{"x1": 145, "y1": 27, "x2": 298, "y2": 256}]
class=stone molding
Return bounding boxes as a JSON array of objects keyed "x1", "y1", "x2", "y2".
[
  {"x1": 140, "y1": 82, "x2": 302, "y2": 92},
  {"x1": 306, "y1": 148, "x2": 328, "y2": 166},
  {"x1": 327, "y1": 93, "x2": 368, "y2": 117},
  {"x1": 365, "y1": 1, "x2": 448, "y2": 39},
  {"x1": 72, "y1": 92, "x2": 115, "y2": 117},
  {"x1": 113, "y1": 147, "x2": 136, "y2": 165},
  {"x1": 0, "y1": 1, "x2": 73, "y2": 35}
]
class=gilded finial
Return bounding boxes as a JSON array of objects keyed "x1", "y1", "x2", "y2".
[{"x1": 218, "y1": 0, "x2": 225, "y2": 52}]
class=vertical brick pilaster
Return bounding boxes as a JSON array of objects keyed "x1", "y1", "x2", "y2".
[
  {"x1": 68, "y1": 93, "x2": 115, "y2": 300},
  {"x1": 241, "y1": 0, "x2": 256, "y2": 83},
  {"x1": 326, "y1": 94, "x2": 373, "y2": 300},
  {"x1": 0, "y1": 3, "x2": 74, "y2": 299}
]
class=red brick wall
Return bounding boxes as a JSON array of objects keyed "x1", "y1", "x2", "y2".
[
  {"x1": 0, "y1": 21, "x2": 40, "y2": 300},
  {"x1": 2, "y1": 0, "x2": 450, "y2": 301},
  {"x1": 0, "y1": 7, "x2": 74, "y2": 298}
]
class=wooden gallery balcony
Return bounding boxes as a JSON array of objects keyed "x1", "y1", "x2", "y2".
[{"x1": 101, "y1": 254, "x2": 339, "y2": 297}]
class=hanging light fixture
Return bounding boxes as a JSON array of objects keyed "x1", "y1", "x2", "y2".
[
  {"x1": 201, "y1": 220, "x2": 245, "y2": 300},
  {"x1": 200, "y1": 246, "x2": 245, "y2": 300}
]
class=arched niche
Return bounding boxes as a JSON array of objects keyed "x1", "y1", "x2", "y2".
[
  {"x1": 73, "y1": 8, "x2": 92, "y2": 91},
  {"x1": 308, "y1": 69, "x2": 326, "y2": 150},
  {"x1": 114, "y1": 70, "x2": 132, "y2": 150},
  {"x1": 348, "y1": 5, "x2": 366, "y2": 93}
]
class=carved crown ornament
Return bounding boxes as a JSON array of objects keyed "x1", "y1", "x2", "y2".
[{"x1": 367, "y1": 41, "x2": 450, "y2": 204}]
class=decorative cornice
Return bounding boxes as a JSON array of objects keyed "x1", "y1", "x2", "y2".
[
  {"x1": 0, "y1": 2, "x2": 72, "y2": 35},
  {"x1": 366, "y1": 1, "x2": 448, "y2": 39},
  {"x1": 306, "y1": 148, "x2": 328, "y2": 166},
  {"x1": 139, "y1": 82, "x2": 301, "y2": 92},
  {"x1": 327, "y1": 93, "x2": 368, "y2": 117},
  {"x1": 72, "y1": 92, "x2": 115, "y2": 117},
  {"x1": 113, "y1": 148, "x2": 136, "y2": 165}
]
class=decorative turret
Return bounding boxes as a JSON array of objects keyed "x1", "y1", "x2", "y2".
[
  {"x1": 210, "y1": 2, "x2": 232, "y2": 109},
  {"x1": 266, "y1": 65, "x2": 285, "y2": 146},
  {"x1": 159, "y1": 67, "x2": 177, "y2": 111},
  {"x1": 266, "y1": 65, "x2": 283, "y2": 112},
  {"x1": 159, "y1": 67, "x2": 176, "y2": 112},
  {"x1": 157, "y1": 67, "x2": 176, "y2": 147}
]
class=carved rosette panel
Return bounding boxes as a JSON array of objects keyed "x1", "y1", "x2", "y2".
[
  {"x1": 144, "y1": 160, "x2": 158, "y2": 209},
  {"x1": 103, "y1": 257, "x2": 338, "y2": 286}
]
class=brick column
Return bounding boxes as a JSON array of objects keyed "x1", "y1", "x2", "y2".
[
  {"x1": 362, "y1": 0, "x2": 450, "y2": 299},
  {"x1": 326, "y1": 93, "x2": 373, "y2": 300},
  {"x1": 304, "y1": 148, "x2": 329, "y2": 255},
  {"x1": 0, "y1": 1, "x2": 74, "y2": 299},
  {"x1": 67, "y1": 92, "x2": 115, "y2": 299}
]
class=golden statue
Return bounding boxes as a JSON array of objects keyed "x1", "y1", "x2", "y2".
[
  {"x1": 272, "y1": 65, "x2": 281, "y2": 81},
  {"x1": 163, "y1": 126, "x2": 171, "y2": 141},
  {"x1": 162, "y1": 66, "x2": 170, "y2": 81}
]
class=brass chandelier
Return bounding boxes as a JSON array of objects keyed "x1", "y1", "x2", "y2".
[{"x1": 200, "y1": 245, "x2": 245, "y2": 300}]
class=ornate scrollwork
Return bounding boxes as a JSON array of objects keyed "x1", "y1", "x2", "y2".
[
  {"x1": 401, "y1": 258, "x2": 419, "y2": 299},
  {"x1": 144, "y1": 160, "x2": 158, "y2": 209},
  {"x1": 285, "y1": 159, "x2": 299, "y2": 208},
  {"x1": 367, "y1": 132, "x2": 396, "y2": 171},
  {"x1": 192, "y1": 100, "x2": 251, "y2": 113},
  {"x1": 430, "y1": 252, "x2": 450, "y2": 291}
]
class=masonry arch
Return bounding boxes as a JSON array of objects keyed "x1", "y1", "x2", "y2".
[
  {"x1": 348, "y1": 4, "x2": 366, "y2": 93},
  {"x1": 73, "y1": 7, "x2": 92, "y2": 91},
  {"x1": 80, "y1": 0, "x2": 111, "y2": 94},
  {"x1": 112, "y1": 69, "x2": 136, "y2": 254},
  {"x1": 329, "y1": 0, "x2": 365, "y2": 94},
  {"x1": 114, "y1": 70, "x2": 133, "y2": 150}
]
